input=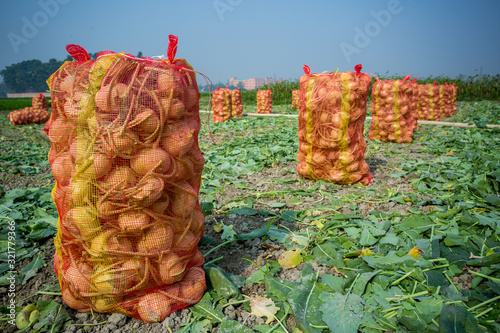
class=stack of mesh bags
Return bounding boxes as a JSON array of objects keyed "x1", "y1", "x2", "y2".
[
  {"x1": 212, "y1": 86, "x2": 232, "y2": 123},
  {"x1": 7, "y1": 92, "x2": 50, "y2": 125},
  {"x1": 297, "y1": 64, "x2": 373, "y2": 185},
  {"x1": 231, "y1": 88, "x2": 243, "y2": 118},
  {"x1": 368, "y1": 76, "x2": 415, "y2": 143},
  {"x1": 409, "y1": 78, "x2": 419, "y2": 130},
  {"x1": 33, "y1": 93, "x2": 48, "y2": 110},
  {"x1": 440, "y1": 83, "x2": 453, "y2": 118},
  {"x1": 291, "y1": 89, "x2": 301, "y2": 110},
  {"x1": 417, "y1": 82, "x2": 441, "y2": 121},
  {"x1": 44, "y1": 35, "x2": 206, "y2": 323},
  {"x1": 256, "y1": 87, "x2": 272, "y2": 114},
  {"x1": 451, "y1": 83, "x2": 458, "y2": 114}
]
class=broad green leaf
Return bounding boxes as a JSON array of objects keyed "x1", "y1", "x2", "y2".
[
  {"x1": 246, "y1": 260, "x2": 280, "y2": 284},
  {"x1": 206, "y1": 267, "x2": 240, "y2": 299},
  {"x1": 438, "y1": 305, "x2": 484, "y2": 333},
  {"x1": 230, "y1": 207, "x2": 258, "y2": 216},
  {"x1": 379, "y1": 233, "x2": 400, "y2": 246},
  {"x1": 398, "y1": 215, "x2": 434, "y2": 232},
  {"x1": 191, "y1": 293, "x2": 224, "y2": 323},
  {"x1": 351, "y1": 271, "x2": 381, "y2": 297},
  {"x1": 321, "y1": 274, "x2": 345, "y2": 293},
  {"x1": 264, "y1": 275, "x2": 325, "y2": 333},
  {"x1": 359, "y1": 229, "x2": 378, "y2": 246},
  {"x1": 20, "y1": 254, "x2": 45, "y2": 285},
  {"x1": 191, "y1": 318, "x2": 212, "y2": 332},
  {"x1": 319, "y1": 292, "x2": 365, "y2": 333},
  {"x1": 218, "y1": 318, "x2": 256, "y2": 333},
  {"x1": 266, "y1": 202, "x2": 286, "y2": 208},
  {"x1": 306, "y1": 241, "x2": 344, "y2": 268},
  {"x1": 33, "y1": 300, "x2": 71, "y2": 333}
]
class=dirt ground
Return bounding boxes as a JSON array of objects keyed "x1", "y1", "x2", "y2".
[{"x1": 0, "y1": 113, "x2": 471, "y2": 333}]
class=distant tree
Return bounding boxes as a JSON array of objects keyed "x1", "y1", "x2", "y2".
[
  {"x1": 0, "y1": 81, "x2": 9, "y2": 97},
  {"x1": 137, "y1": 51, "x2": 143, "y2": 58},
  {"x1": 0, "y1": 58, "x2": 65, "y2": 93}
]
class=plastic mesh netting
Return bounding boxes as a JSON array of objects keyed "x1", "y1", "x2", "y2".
[
  {"x1": 291, "y1": 89, "x2": 301, "y2": 110},
  {"x1": 44, "y1": 35, "x2": 206, "y2": 323},
  {"x1": 256, "y1": 87, "x2": 272, "y2": 114},
  {"x1": 368, "y1": 76, "x2": 416, "y2": 143},
  {"x1": 8, "y1": 93, "x2": 50, "y2": 125},
  {"x1": 297, "y1": 64, "x2": 372, "y2": 185},
  {"x1": 231, "y1": 88, "x2": 243, "y2": 118},
  {"x1": 417, "y1": 83, "x2": 441, "y2": 121},
  {"x1": 212, "y1": 86, "x2": 232, "y2": 123},
  {"x1": 33, "y1": 93, "x2": 48, "y2": 110}
]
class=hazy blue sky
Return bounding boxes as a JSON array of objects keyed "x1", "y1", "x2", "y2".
[{"x1": 1, "y1": 0, "x2": 499, "y2": 86}]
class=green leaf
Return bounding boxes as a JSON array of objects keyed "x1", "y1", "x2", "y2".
[
  {"x1": 359, "y1": 229, "x2": 378, "y2": 246},
  {"x1": 218, "y1": 318, "x2": 256, "y2": 333},
  {"x1": 438, "y1": 305, "x2": 484, "y2": 333},
  {"x1": 280, "y1": 210, "x2": 297, "y2": 222},
  {"x1": 221, "y1": 224, "x2": 237, "y2": 241},
  {"x1": 351, "y1": 271, "x2": 381, "y2": 296},
  {"x1": 398, "y1": 215, "x2": 434, "y2": 232},
  {"x1": 191, "y1": 293, "x2": 224, "y2": 323},
  {"x1": 266, "y1": 202, "x2": 286, "y2": 208},
  {"x1": 484, "y1": 194, "x2": 500, "y2": 207},
  {"x1": 319, "y1": 292, "x2": 365, "y2": 333},
  {"x1": 200, "y1": 201, "x2": 215, "y2": 216},
  {"x1": 321, "y1": 274, "x2": 345, "y2": 293},
  {"x1": 246, "y1": 261, "x2": 280, "y2": 284},
  {"x1": 230, "y1": 207, "x2": 258, "y2": 216},
  {"x1": 379, "y1": 233, "x2": 400, "y2": 246},
  {"x1": 191, "y1": 318, "x2": 212, "y2": 332},
  {"x1": 19, "y1": 254, "x2": 45, "y2": 285},
  {"x1": 264, "y1": 275, "x2": 325, "y2": 333},
  {"x1": 206, "y1": 266, "x2": 240, "y2": 299},
  {"x1": 33, "y1": 300, "x2": 71, "y2": 333},
  {"x1": 306, "y1": 241, "x2": 344, "y2": 268}
]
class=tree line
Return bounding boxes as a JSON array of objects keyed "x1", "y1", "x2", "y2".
[{"x1": 0, "y1": 52, "x2": 141, "y2": 95}]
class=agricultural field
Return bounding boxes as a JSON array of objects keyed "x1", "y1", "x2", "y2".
[{"x1": 0, "y1": 100, "x2": 499, "y2": 332}]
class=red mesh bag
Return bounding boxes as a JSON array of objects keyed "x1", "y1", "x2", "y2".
[
  {"x1": 417, "y1": 83, "x2": 441, "y2": 121},
  {"x1": 8, "y1": 107, "x2": 50, "y2": 125},
  {"x1": 32, "y1": 93, "x2": 48, "y2": 110},
  {"x1": 297, "y1": 64, "x2": 372, "y2": 185},
  {"x1": 291, "y1": 89, "x2": 301, "y2": 110},
  {"x1": 368, "y1": 76, "x2": 415, "y2": 143},
  {"x1": 212, "y1": 86, "x2": 232, "y2": 123},
  {"x1": 256, "y1": 87, "x2": 272, "y2": 114},
  {"x1": 231, "y1": 88, "x2": 243, "y2": 118},
  {"x1": 44, "y1": 36, "x2": 206, "y2": 323}
]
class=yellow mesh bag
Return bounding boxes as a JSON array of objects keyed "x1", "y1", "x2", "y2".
[
  {"x1": 231, "y1": 88, "x2": 243, "y2": 118},
  {"x1": 417, "y1": 83, "x2": 441, "y2": 121},
  {"x1": 256, "y1": 87, "x2": 272, "y2": 114},
  {"x1": 45, "y1": 36, "x2": 206, "y2": 323},
  {"x1": 368, "y1": 76, "x2": 415, "y2": 143},
  {"x1": 297, "y1": 64, "x2": 372, "y2": 185},
  {"x1": 291, "y1": 89, "x2": 301, "y2": 110},
  {"x1": 212, "y1": 86, "x2": 232, "y2": 123}
]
